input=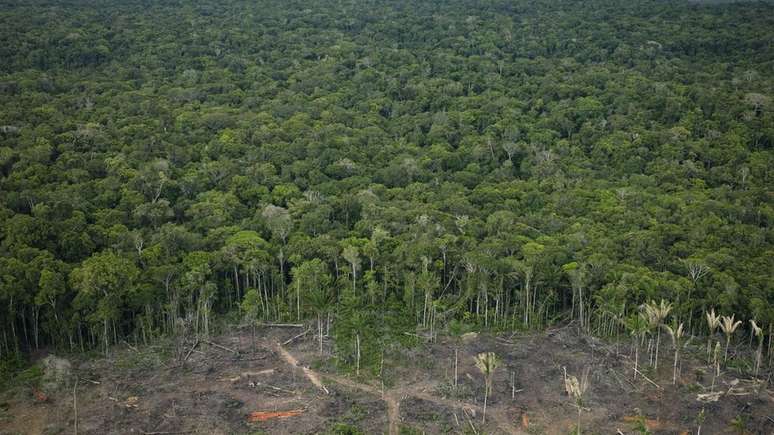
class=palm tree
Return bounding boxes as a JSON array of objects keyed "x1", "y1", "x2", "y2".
[
  {"x1": 563, "y1": 366, "x2": 590, "y2": 435},
  {"x1": 705, "y1": 309, "x2": 721, "y2": 363},
  {"x1": 625, "y1": 313, "x2": 649, "y2": 380},
  {"x1": 642, "y1": 300, "x2": 672, "y2": 371},
  {"x1": 664, "y1": 323, "x2": 690, "y2": 385},
  {"x1": 719, "y1": 315, "x2": 742, "y2": 362},
  {"x1": 474, "y1": 352, "x2": 500, "y2": 424},
  {"x1": 307, "y1": 287, "x2": 332, "y2": 355}
]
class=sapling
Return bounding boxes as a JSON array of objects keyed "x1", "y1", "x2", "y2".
[
  {"x1": 696, "y1": 407, "x2": 706, "y2": 435},
  {"x1": 749, "y1": 320, "x2": 763, "y2": 377},
  {"x1": 719, "y1": 315, "x2": 742, "y2": 362},
  {"x1": 705, "y1": 309, "x2": 721, "y2": 363},
  {"x1": 664, "y1": 322, "x2": 691, "y2": 384},
  {"x1": 711, "y1": 342, "x2": 721, "y2": 392}
]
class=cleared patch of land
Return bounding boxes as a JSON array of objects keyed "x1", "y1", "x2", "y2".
[{"x1": 1, "y1": 325, "x2": 772, "y2": 434}]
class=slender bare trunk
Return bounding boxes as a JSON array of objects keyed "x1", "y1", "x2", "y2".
[
  {"x1": 103, "y1": 318, "x2": 108, "y2": 357},
  {"x1": 352, "y1": 263, "x2": 357, "y2": 293},
  {"x1": 355, "y1": 333, "x2": 360, "y2": 376},
  {"x1": 673, "y1": 349, "x2": 679, "y2": 384},
  {"x1": 73, "y1": 378, "x2": 79, "y2": 435},
  {"x1": 634, "y1": 343, "x2": 639, "y2": 380},
  {"x1": 234, "y1": 266, "x2": 239, "y2": 305},
  {"x1": 296, "y1": 279, "x2": 301, "y2": 321},
  {"x1": 655, "y1": 331, "x2": 661, "y2": 371},
  {"x1": 482, "y1": 384, "x2": 488, "y2": 424},
  {"x1": 454, "y1": 348, "x2": 458, "y2": 388},
  {"x1": 724, "y1": 335, "x2": 731, "y2": 362},
  {"x1": 577, "y1": 405, "x2": 582, "y2": 435},
  {"x1": 318, "y1": 313, "x2": 323, "y2": 355}
]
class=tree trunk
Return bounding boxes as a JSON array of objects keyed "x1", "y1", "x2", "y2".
[
  {"x1": 318, "y1": 313, "x2": 323, "y2": 355},
  {"x1": 454, "y1": 348, "x2": 458, "y2": 388},
  {"x1": 655, "y1": 331, "x2": 661, "y2": 371},
  {"x1": 482, "y1": 384, "x2": 488, "y2": 424},
  {"x1": 523, "y1": 272, "x2": 532, "y2": 327},
  {"x1": 634, "y1": 342, "x2": 639, "y2": 381},
  {"x1": 423, "y1": 292, "x2": 428, "y2": 327},
  {"x1": 21, "y1": 309, "x2": 30, "y2": 349},
  {"x1": 33, "y1": 307, "x2": 39, "y2": 350},
  {"x1": 754, "y1": 339, "x2": 762, "y2": 377},
  {"x1": 577, "y1": 405, "x2": 582, "y2": 435},
  {"x1": 673, "y1": 349, "x2": 679, "y2": 384},
  {"x1": 484, "y1": 288, "x2": 488, "y2": 328},
  {"x1": 355, "y1": 333, "x2": 361, "y2": 376},
  {"x1": 233, "y1": 266, "x2": 240, "y2": 305},
  {"x1": 103, "y1": 318, "x2": 109, "y2": 357},
  {"x1": 724, "y1": 335, "x2": 731, "y2": 362},
  {"x1": 352, "y1": 263, "x2": 357, "y2": 293},
  {"x1": 578, "y1": 286, "x2": 584, "y2": 333}
]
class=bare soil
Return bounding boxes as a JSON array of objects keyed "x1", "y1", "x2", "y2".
[{"x1": 1, "y1": 325, "x2": 772, "y2": 434}]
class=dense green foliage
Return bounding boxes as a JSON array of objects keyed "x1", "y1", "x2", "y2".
[{"x1": 0, "y1": 0, "x2": 772, "y2": 373}]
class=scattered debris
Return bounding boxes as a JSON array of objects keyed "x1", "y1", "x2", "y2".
[
  {"x1": 697, "y1": 391, "x2": 723, "y2": 403},
  {"x1": 32, "y1": 388, "x2": 48, "y2": 402},
  {"x1": 125, "y1": 396, "x2": 139, "y2": 408},
  {"x1": 461, "y1": 332, "x2": 479, "y2": 342}
]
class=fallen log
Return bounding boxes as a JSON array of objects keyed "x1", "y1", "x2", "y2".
[
  {"x1": 283, "y1": 329, "x2": 311, "y2": 345},
  {"x1": 252, "y1": 382, "x2": 296, "y2": 394},
  {"x1": 632, "y1": 367, "x2": 662, "y2": 389},
  {"x1": 140, "y1": 431, "x2": 195, "y2": 435},
  {"x1": 204, "y1": 340, "x2": 239, "y2": 355},
  {"x1": 247, "y1": 409, "x2": 303, "y2": 422},
  {"x1": 220, "y1": 369, "x2": 275, "y2": 382},
  {"x1": 183, "y1": 339, "x2": 199, "y2": 362},
  {"x1": 260, "y1": 323, "x2": 304, "y2": 328}
]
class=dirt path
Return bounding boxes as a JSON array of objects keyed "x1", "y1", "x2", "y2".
[
  {"x1": 384, "y1": 394, "x2": 400, "y2": 435},
  {"x1": 274, "y1": 342, "x2": 329, "y2": 394},
  {"x1": 276, "y1": 342, "x2": 522, "y2": 435}
]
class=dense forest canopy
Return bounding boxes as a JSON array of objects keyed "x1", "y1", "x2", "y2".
[{"x1": 0, "y1": 0, "x2": 772, "y2": 374}]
